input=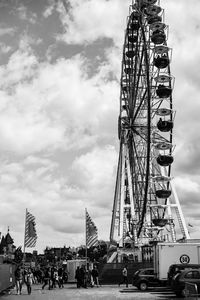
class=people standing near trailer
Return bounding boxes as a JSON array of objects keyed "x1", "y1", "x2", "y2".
[
  {"x1": 75, "y1": 266, "x2": 82, "y2": 288},
  {"x1": 80, "y1": 265, "x2": 87, "y2": 288}
]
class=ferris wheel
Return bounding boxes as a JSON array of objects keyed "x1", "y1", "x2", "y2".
[{"x1": 110, "y1": 0, "x2": 190, "y2": 248}]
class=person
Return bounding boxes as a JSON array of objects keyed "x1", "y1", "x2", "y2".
[
  {"x1": 50, "y1": 267, "x2": 55, "y2": 288},
  {"x1": 32, "y1": 268, "x2": 38, "y2": 284},
  {"x1": 42, "y1": 267, "x2": 51, "y2": 290},
  {"x1": 119, "y1": 265, "x2": 128, "y2": 288},
  {"x1": 75, "y1": 266, "x2": 81, "y2": 288},
  {"x1": 14, "y1": 265, "x2": 24, "y2": 295},
  {"x1": 85, "y1": 267, "x2": 89, "y2": 288},
  {"x1": 91, "y1": 265, "x2": 100, "y2": 287},
  {"x1": 36, "y1": 268, "x2": 43, "y2": 284},
  {"x1": 62, "y1": 267, "x2": 68, "y2": 284},
  {"x1": 53, "y1": 267, "x2": 59, "y2": 288},
  {"x1": 58, "y1": 266, "x2": 64, "y2": 288},
  {"x1": 79, "y1": 265, "x2": 87, "y2": 288},
  {"x1": 24, "y1": 268, "x2": 33, "y2": 295},
  {"x1": 87, "y1": 268, "x2": 93, "y2": 287}
]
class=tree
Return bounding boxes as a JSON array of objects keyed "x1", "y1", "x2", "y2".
[{"x1": 14, "y1": 246, "x2": 23, "y2": 264}]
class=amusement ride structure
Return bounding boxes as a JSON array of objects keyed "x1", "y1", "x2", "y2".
[{"x1": 110, "y1": 0, "x2": 190, "y2": 257}]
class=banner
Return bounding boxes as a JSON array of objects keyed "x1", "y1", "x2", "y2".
[
  {"x1": 86, "y1": 210, "x2": 98, "y2": 248},
  {"x1": 24, "y1": 210, "x2": 37, "y2": 248}
]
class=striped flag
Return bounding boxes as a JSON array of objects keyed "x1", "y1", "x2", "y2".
[
  {"x1": 86, "y1": 210, "x2": 98, "y2": 248},
  {"x1": 24, "y1": 210, "x2": 37, "y2": 248}
]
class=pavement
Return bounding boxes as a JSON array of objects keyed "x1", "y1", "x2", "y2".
[{"x1": 0, "y1": 284, "x2": 180, "y2": 300}]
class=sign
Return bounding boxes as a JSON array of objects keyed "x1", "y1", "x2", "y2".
[{"x1": 180, "y1": 254, "x2": 190, "y2": 264}]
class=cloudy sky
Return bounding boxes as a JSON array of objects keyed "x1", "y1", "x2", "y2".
[{"x1": 0, "y1": 0, "x2": 200, "y2": 253}]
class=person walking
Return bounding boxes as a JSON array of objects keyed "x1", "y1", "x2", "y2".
[
  {"x1": 24, "y1": 268, "x2": 33, "y2": 295},
  {"x1": 119, "y1": 265, "x2": 128, "y2": 288},
  {"x1": 14, "y1": 265, "x2": 24, "y2": 295},
  {"x1": 91, "y1": 265, "x2": 100, "y2": 287},
  {"x1": 42, "y1": 267, "x2": 51, "y2": 290}
]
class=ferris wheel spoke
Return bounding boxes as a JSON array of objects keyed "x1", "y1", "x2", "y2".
[
  {"x1": 132, "y1": 90, "x2": 147, "y2": 123},
  {"x1": 131, "y1": 49, "x2": 145, "y2": 112}
]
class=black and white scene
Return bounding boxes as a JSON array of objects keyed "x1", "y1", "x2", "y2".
[{"x1": 0, "y1": 0, "x2": 200, "y2": 299}]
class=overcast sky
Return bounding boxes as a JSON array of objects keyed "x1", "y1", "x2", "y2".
[{"x1": 0, "y1": 0, "x2": 200, "y2": 253}]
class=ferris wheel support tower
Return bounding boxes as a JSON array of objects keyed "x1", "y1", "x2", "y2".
[{"x1": 110, "y1": 0, "x2": 190, "y2": 253}]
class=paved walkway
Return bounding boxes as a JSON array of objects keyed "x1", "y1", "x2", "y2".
[{"x1": 0, "y1": 284, "x2": 178, "y2": 300}]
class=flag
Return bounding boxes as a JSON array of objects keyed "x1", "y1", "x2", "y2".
[
  {"x1": 86, "y1": 210, "x2": 98, "y2": 248},
  {"x1": 24, "y1": 210, "x2": 37, "y2": 248}
]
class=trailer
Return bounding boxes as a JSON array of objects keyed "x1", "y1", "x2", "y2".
[
  {"x1": 154, "y1": 242, "x2": 200, "y2": 281},
  {"x1": 67, "y1": 259, "x2": 86, "y2": 282}
]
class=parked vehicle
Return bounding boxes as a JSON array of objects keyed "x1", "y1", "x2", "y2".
[
  {"x1": 171, "y1": 268, "x2": 200, "y2": 297},
  {"x1": 132, "y1": 268, "x2": 160, "y2": 291},
  {"x1": 168, "y1": 264, "x2": 200, "y2": 285}
]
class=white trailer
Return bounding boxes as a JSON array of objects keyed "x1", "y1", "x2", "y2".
[
  {"x1": 67, "y1": 259, "x2": 86, "y2": 282},
  {"x1": 154, "y1": 242, "x2": 200, "y2": 281}
]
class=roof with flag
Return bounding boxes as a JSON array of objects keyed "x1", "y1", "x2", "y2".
[{"x1": 86, "y1": 210, "x2": 98, "y2": 248}]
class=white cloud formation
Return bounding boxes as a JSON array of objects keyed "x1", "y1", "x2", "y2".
[
  {"x1": 58, "y1": 0, "x2": 127, "y2": 46},
  {"x1": 0, "y1": 43, "x2": 12, "y2": 54},
  {"x1": 0, "y1": 27, "x2": 15, "y2": 36},
  {"x1": 0, "y1": 38, "x2": 119, "y2": 156},
  {"x1": 14, "y1": 3, "x2": 37, "y2": 24}
]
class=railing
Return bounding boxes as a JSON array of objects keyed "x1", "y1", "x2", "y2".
[{"x1": 184, "y1": 282, "x2": 199, "y2": 299}]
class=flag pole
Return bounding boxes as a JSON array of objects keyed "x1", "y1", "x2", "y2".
[
  {"x1": 23, "y1": 208, "x2": 27, "y2": 267},
  {"x1": 85, "y1": 208, "x2": 88, "y2": 269}
]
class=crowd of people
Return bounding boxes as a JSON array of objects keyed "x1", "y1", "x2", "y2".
[
  {"x1": 14, "y1": 264, "x2": 68, "y2": 295},
  {"x1": 75, "y1": 264, "x2": 100, "y2": 288},
  {"x1": 41, "y1": 265, "x2": 67, "y2": 290},
  {"x1": 14, "y1": 263, "x2": 100, "y2": 295}
]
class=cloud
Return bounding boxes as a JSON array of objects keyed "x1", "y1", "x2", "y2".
[
  {"x1": 71, "y1": 145, "x2": 117, "y2": 190},
  {"x1": 14, "y1": 3, "x2": 37, "y2": 24},
  {"x1": 58, "y1": 0, "x2": 127, "y2": 46},
  {"x1": 43, "y1": 0, "x2": 57, "y2": 18},
  {"x1": 0, "y1": 43, "x2": 12, "y2": 54},
  {"x1": 0, "y1": 41, "x2": 38, "y2": 89},
  {"x1": 0, "y1": 27, "x2": 15, "y2": 36},
  {"x1": 0, "y1": 37, "x2": 119, "y2": 155}
]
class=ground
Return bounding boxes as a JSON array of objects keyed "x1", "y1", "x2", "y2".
[{"x1": 0, "y1": 284, "x2": 183, "y2": 300}]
